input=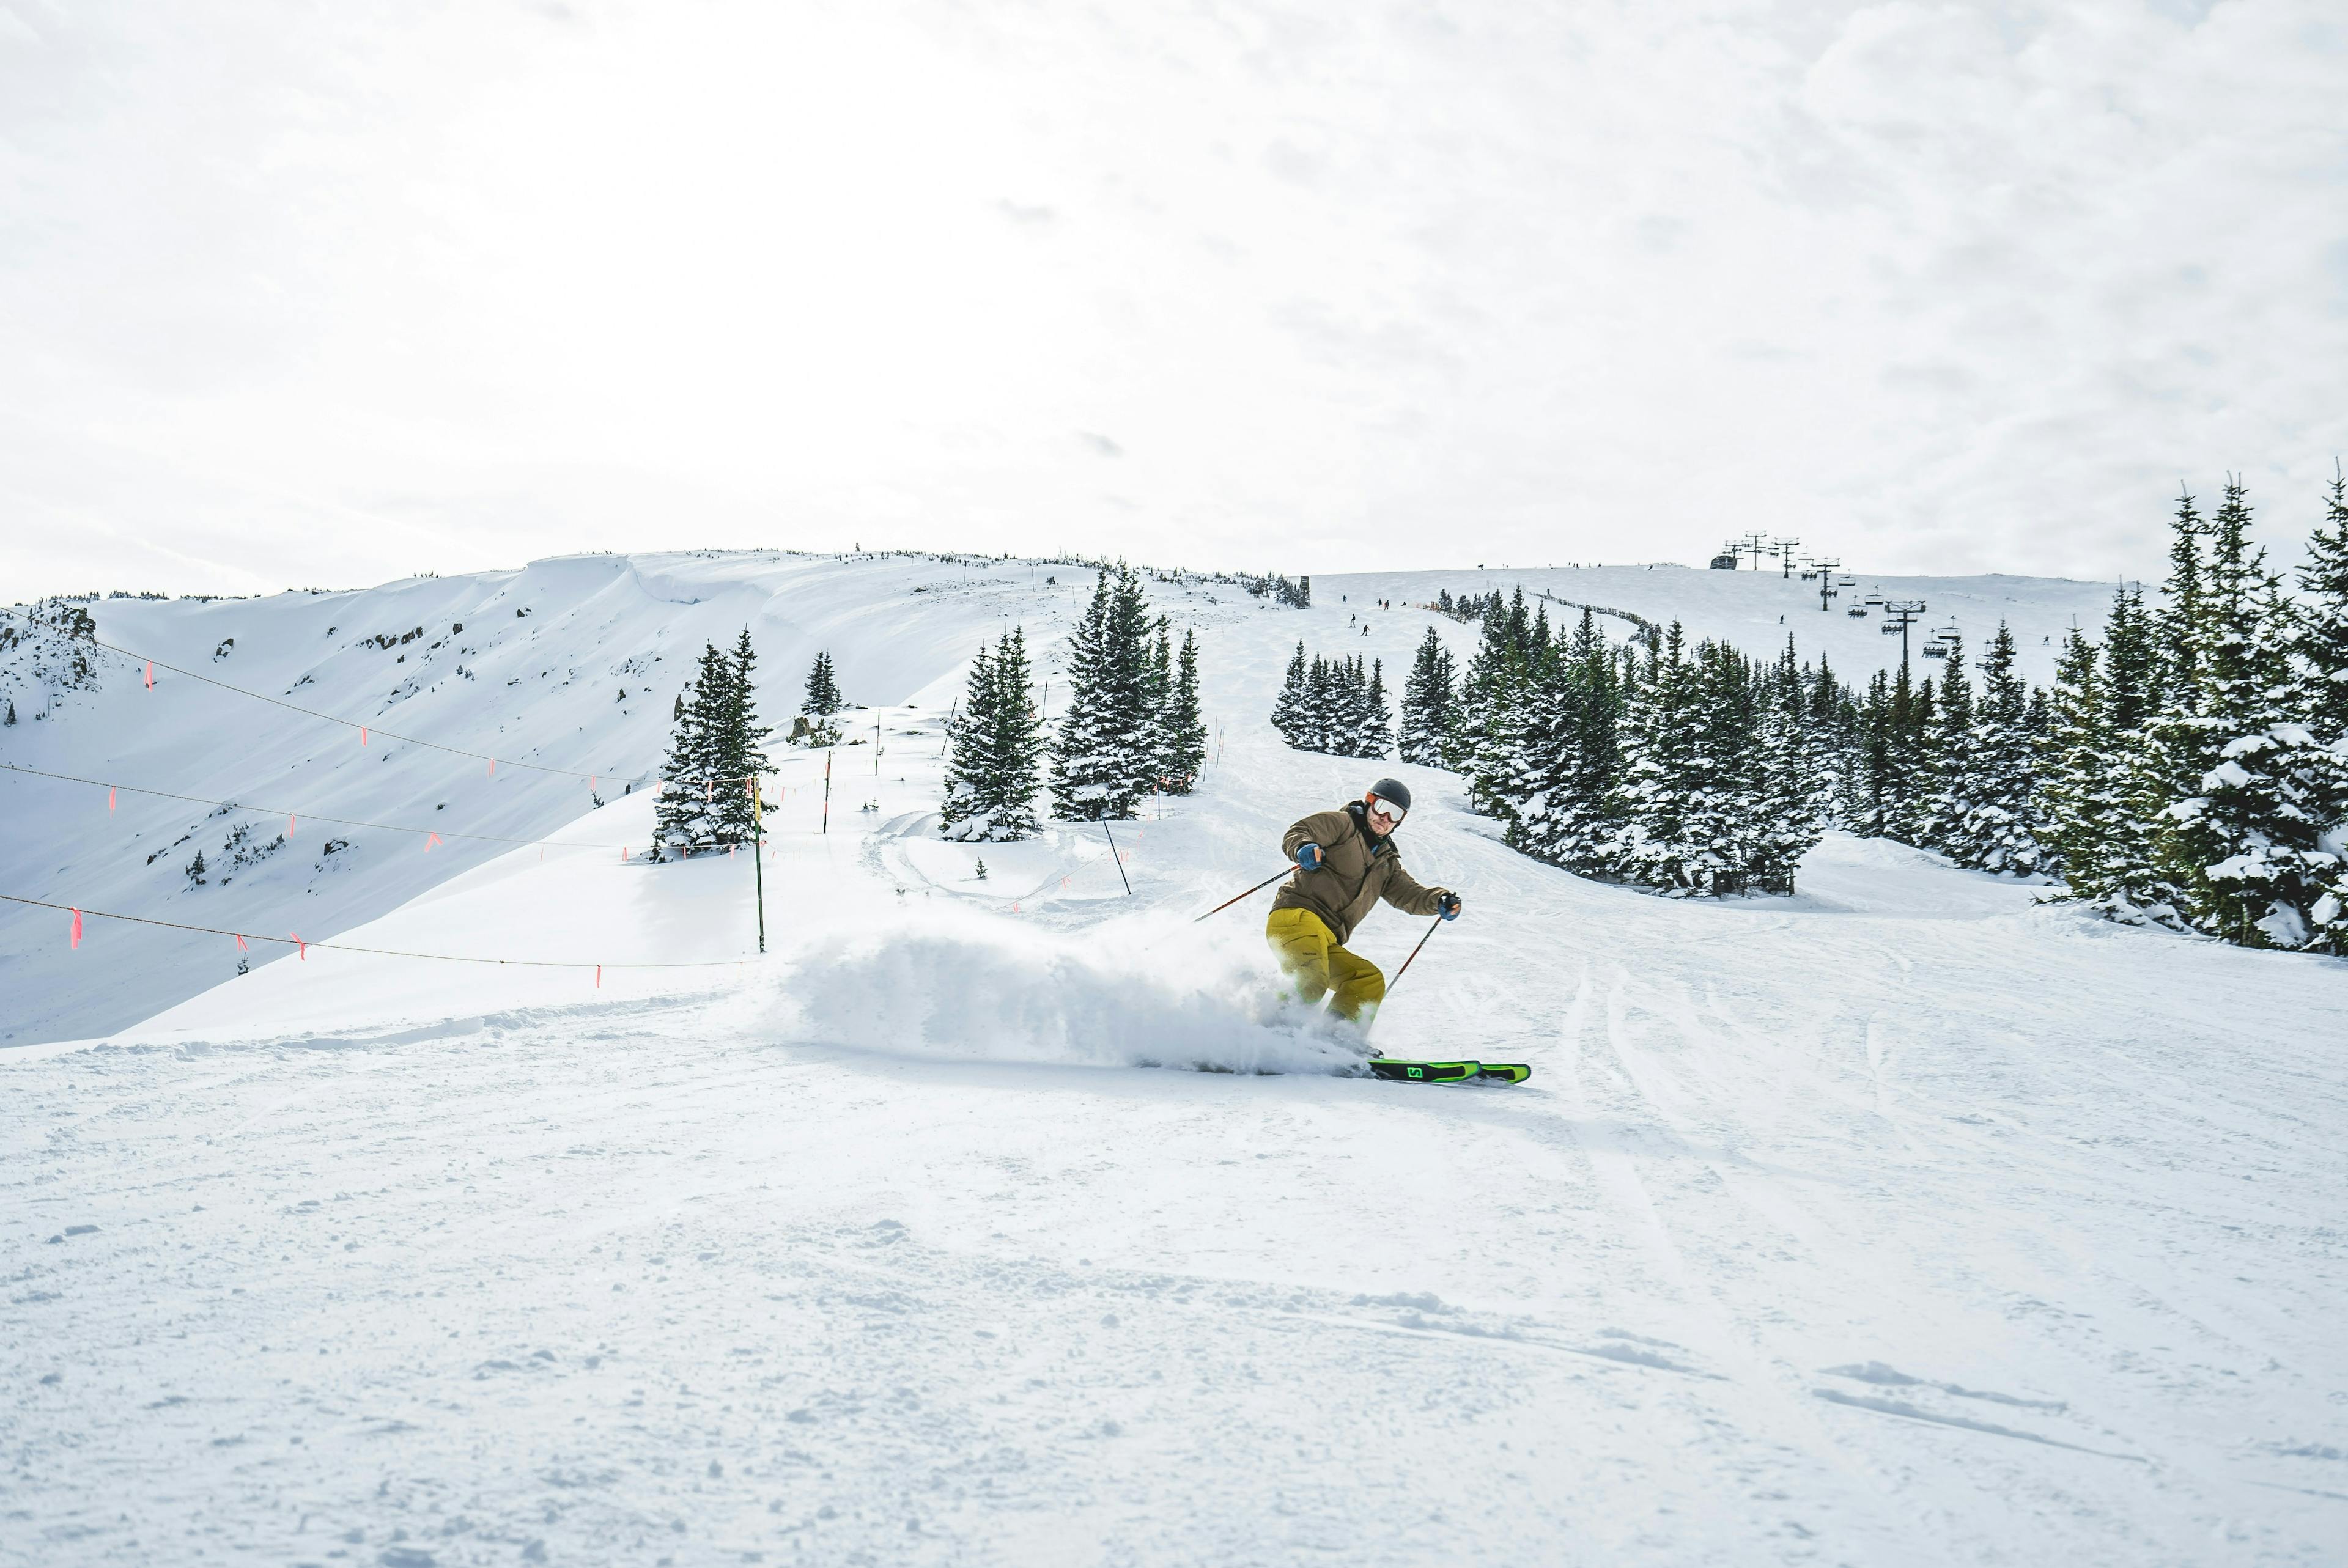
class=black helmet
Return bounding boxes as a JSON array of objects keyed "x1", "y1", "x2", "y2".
[{"x1": 1367, "y1": 778, "x2": 1412, "y2": 814}]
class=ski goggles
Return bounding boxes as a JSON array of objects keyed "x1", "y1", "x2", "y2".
[{"x1": 1365, "y1": 795, "x2": 1406, "y2": 826}]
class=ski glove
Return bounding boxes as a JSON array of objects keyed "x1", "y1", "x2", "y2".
[
  {"x1": 1295, "y1": 842, "x2": 1324, "y2": 870},
  {"x1": 1437, "y1": 891, "x2": 1461, "y2": 920}
]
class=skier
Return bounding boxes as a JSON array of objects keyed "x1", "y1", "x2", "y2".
[{"x1": 1268, "y1": 778, "x2": 1460, "y2": 1034}]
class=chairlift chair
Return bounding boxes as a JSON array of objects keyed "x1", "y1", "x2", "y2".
[
  {"x1": 1924, "y1": 643, "x2": 1949, "y2": 659},
  {"x1": 1847, "y1": 606, "x2": 1869, "y2": 617}
]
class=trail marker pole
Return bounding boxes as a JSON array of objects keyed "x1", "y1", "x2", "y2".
[
  {"x1": 751, "y1": 775, "x2": 766, "y2": 955},
  {"x1": 822, "y1": 751, "x2": 832, "y2": 835},
  {"x1": 1102, "y1": 820, "x2": 1132, "y2": 896}
]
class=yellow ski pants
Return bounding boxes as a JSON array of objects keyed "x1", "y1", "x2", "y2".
[{"x1": 1266, "y1": 907, "x2": 1386, "y2": 1031}]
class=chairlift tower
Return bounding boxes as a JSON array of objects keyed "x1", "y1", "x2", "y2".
[
  {"x1": 1877, "y1": 599, "x2": 1928, "y2": 669},
  {"x1": 1808, "y1": 556, "x2": 1842, "y2": 612},
  {"x1": 1774, "y1": 537, "x2": 1801, "y2": 578},
  {"x1": 1739, "y1": 532, "x2": 1773, "y2": 571}
]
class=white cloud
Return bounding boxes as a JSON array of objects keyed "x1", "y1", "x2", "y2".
[{"x1": 0, "y1": 0, "x2": 2342, "y2": 598}]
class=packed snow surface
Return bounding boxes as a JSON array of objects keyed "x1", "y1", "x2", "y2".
[{"x1": 6, "y1": 553, "x2": 2346, "y2": 1565}]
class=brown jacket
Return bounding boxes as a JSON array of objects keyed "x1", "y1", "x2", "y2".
[{"x1": 1272, "y1": 802, "x2": 1448, "y2": 946}]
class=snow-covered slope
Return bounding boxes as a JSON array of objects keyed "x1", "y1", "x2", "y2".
[
  {"x1": 0, "y1": 551, "x2": 1195, "y2": 1046},
  {"x1": 2, "y1": 554, "x2": 2113, "y2": 1048},
  {"x1": 5, "y1": 553, "x2": 2346, "y2": 1565}
]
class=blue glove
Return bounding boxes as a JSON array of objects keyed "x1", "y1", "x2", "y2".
[
  {"x1": 1437, "y1": 891, "x2": 1461, "y2": 920},
  {"x1": 1295, "y1": 842, "x2": 1323, "y2": 870}
]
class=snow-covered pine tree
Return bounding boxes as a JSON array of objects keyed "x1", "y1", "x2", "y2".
[
  {"x1": 1048, "y1": 564, "x2": 1156, "y2": 819},
  {"x1": 1683, "y1": 638, "x2": 1762, "y2": 889},
  {"x1": 2297, "y1": 466, "x2": 2348, "y2": 951},
  {"x1": 1144, "y1": 618, "x2": 1174, "y2": 786},
  {"x1": 1398, "y1": 626, "x2": 1457, "y2": 765},
  {"x1": 1271, "y1": 641, "x2": 1309, "y2": 746},
  {"x1": 2150, "y1": 477, "x2": 2330, "y2": 945},
  {"x1": 1752, "y1": 638, "x2": 1825, "y2": 880},
  {"x1": 1360, "y1": 658, "x2": 1394, "y2": 759},
  {"x1": 1923, "y1": 631, "x2": 1979, "y2": 858},
  {"x1": 800, "y1": 650, "x2": 846, "y2": 746},
  {"x1": 1889, "y1": 670, "x2": 1938, "y2": 848},
  {"x1": 1161, "y1": 630, "x2": 1208, "y2": 792},
  {"x1": 941, "y1": 627, "x2": 1048, "y2": 841},
  {"x1": 1617, "y1": 623, "x2": 1705, "y2": 893},
  {"x1": 1457, "y1": 600, "x2": 1527, "y2": 820},
  {"x1": 1949, "y1": 622, "x2": 2043, "y2": 875},
  {"x1": 2039, "y1": 626, "x2": 2114, "y2": 891},
  {"x1": 654, "y1": 643, "x2": 731, "y2": 856},
  {"x1": 709, "y1": 629, "x2": 773, "y2": 845}
]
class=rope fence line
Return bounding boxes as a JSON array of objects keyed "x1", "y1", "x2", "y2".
[
  {"x1": 0, "y1": 762, "x2": 641, "y2": 851},
  {"x1": 1, "y1": 892, "x2": 757, "y2": 981},
  {"x1": 0, "y1": 603, "x2": 764, "y2": 789}
]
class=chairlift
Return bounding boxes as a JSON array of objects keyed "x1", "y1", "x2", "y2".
[
  {"x1": 1800, "y1": 570, "x2": 1818, "y2": 581},
  {"x1": 1923, "y1": 642, "x2": 1949, "y2": 659},
  {"x1": 1880, "y1": 623, "x2": 1904, "y2": 635},
  {"x1": 1837, "y1": 577, "x2": 1856, "y2": 587},
  {"x1": 1847, "y1": 606, "x2": 1869, "y2": 618}
]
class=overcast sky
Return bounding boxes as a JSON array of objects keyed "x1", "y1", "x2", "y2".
[{"x1": 2, "y1": 1, "x2": 2342, "y2": 600}]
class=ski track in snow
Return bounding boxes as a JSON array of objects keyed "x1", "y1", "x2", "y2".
[{"x1": 5, "y1": 556, "x2": 2347, "y2": 1565}]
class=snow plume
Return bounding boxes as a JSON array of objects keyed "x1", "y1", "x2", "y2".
[{"x1": 777, "y1": 909, "x2": 1364, "y2": 1075}]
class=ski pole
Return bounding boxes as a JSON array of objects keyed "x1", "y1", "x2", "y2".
[
  {"x1": 1191, "y1": 866, "x2": 1293, "y2": 924},
  {"x1": 1387, "y1": 915, "x2": 1444, "y2": 993}
]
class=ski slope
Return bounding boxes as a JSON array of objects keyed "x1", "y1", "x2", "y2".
[{"x1": 6, "y1": 555, "x2": 2347, "y2": 1565}]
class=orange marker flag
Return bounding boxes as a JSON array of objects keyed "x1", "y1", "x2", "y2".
[
  {"x1": 70, "y1": 908, "x2": 83, "y2": 948},
  {"x1": 361, "y1": 726, "x2": 367, "y2": 747},
  {"x1": 594, "y1": 964, "x2": 602, "y2": 988},
  {"x1": 288, "y1": 813, "x2": 295, "y2": 838},
  {"x1": 292, "y1": 932, "x2": 306, "y2": 960},
  {"x1": 108, "y1": 787, "x2": 116, "y2": 812},
  {"x1": 144, "y1": 660, "x2": 153, "y2": 690},
  {"x1": 235, "y1": 933, "x2": 248, "y2": 952},
  {"x1": 489, "y1": 758, "x2": 495, "y2": 778},
  {"x1": 426, "y1": 832, "x2": 443, "y2": 852}
]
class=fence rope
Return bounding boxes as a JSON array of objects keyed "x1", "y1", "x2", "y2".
[
  {"x1": 0, "y1": 891, "x2": 756, "y2": 971},
  {"x1": 0, "y1": 762, "x2": 641, "y2": 850}
]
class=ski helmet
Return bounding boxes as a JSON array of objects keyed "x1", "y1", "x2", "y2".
[{"x1": 1367, "y1": 778, "x2": 1412, "y2": 814}]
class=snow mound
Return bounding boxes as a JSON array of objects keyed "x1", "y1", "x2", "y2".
[{"x1": 779, "y1": 908, "x2": 1363, "y2": 1075}]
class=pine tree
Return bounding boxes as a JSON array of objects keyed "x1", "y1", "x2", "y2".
[
  {"x1": 655, "y1": 644, "x2": 731, "y2": 855},
  {"x1": 1458, "y1": 602, "x2": 1526, "y2": 817},
  {"x1": 2297, "y1": 465, "x2": 2348, "y2": 951},
  {"x1": 1398, "y1": 627, "x2": 1456, "y2": 765},
  {"x1": 1143, "y1": 618, "x2": 1174, "y2": 784},
  {"x1": 703, "y1": 630, "x2": 772, "y2": 844},
  {"x1": 1953, "y1": 622, "x2": 2043, "y2": 874},
  {"x1": 2151, "y1": 478, "x2": 2330, "y2": 944},
  {"x1": 1049, "y1": 565, "x2": 1156, "y2": 820},
  {"x1": 941, "y1": 627, "x2": 1048, "y2": 841},
  {"x1": 1161, "y1": 630, "x2": 1208, "y2": 792},
  {"x1": 799, "y1": 650, "x2": 845, "y2": 746},
  {"x1": 1271, "y1": 641, "x2": 1309, "y2": 746},
  {"x1": 1752, "y1": 638, "x2": 1826, "y2": 879},
  {"x1": 1360, "y1": 658, "x2": 1393, "y2": 759},
  {"x1": 2039, "y1": 627, "x2": 2115, "y2": 890},
  {"x1": 1617, "y1": 624, "x2": 1705, "y2": 893},
  {"x1": 1924, "y1": 632, "x2": 1979, "y2": 858},
  {"x1": 2297, "y1": 463, "x2": 2348, "y2": 736}
]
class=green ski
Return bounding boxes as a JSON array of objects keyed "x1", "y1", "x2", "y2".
[{"x1": 1365, "y1": 1058, "x2": 1530, "y2": 1085}]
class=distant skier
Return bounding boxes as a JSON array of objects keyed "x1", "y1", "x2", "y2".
[{"x1": 1268, "y1": 778, "x2": 1460, "y2": 1034}]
